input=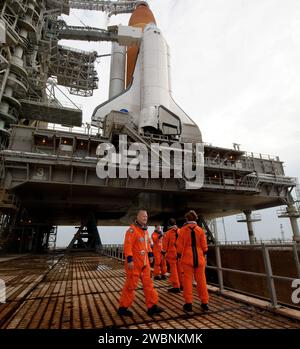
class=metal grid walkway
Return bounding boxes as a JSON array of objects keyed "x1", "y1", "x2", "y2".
[{"x1": 0, "y1": 254, "x2": 299, "y2": 329}]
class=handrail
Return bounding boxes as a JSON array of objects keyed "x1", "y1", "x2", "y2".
[
  {"x1": 35, "y1": 123, "x2": 101, "y2": 136},
  {"x1": 256, "y1": 173, "x2": 296, "y2": 185},
  {"x1": 58, "y1": 44, "x2": 98, "y2": 57},
  {"x1": 217, "y1": 240, "x2": 294, "y2": 246},
  {"x1": 21, "y1": 95, "x2": 82, "y2": 110},
  {"x1": 204, "y1": 157, "x2": 253, "y2": 170},
  {"x1": 244, "y1": 152, "x2": 280, "y2": 161},
  {"x1": 101, "y1": 242, "x2": 300, "y2": 309}
]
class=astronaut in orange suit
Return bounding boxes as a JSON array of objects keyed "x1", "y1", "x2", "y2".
[
  {"x1": 177, "y1": 210, "x2": 209, "y2": 312},
  {"x1": 152, "y1": 225, "x2": 167, "y2": 280},
  {"x1": 162, "y1": 218, "x2": 182, "y2": 293},
  {"x1": 118, "y1": 209, "x2": 164, "y2": 317}
]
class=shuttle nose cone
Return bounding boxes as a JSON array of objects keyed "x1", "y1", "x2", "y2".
[{"x1": 126, "y1": 2, "x2": 156, "y2": 87}]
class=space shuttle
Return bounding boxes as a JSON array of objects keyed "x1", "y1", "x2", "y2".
[{"x1": 91, "y1": 1, "x2": 202, "y2": 143}]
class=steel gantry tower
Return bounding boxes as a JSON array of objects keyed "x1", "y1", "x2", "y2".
[
  {"x1": 0, "y1": 0, "x2": 142, "y2": 251},
  {"x1": 0, "y1": 1, "x2": 143, "y2": 140}
]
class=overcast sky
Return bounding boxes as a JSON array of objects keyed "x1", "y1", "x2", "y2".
[{"x1": 56, "y1": 0, "x2": 300, "y2": 246}]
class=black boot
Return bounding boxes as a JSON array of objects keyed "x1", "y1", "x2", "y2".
[
  {"x1": 117, "y1": 307, "x2": 133, "y2": 317},
  {"x1": 161, "y1": 275, "x2": 168, "y2": 280},
  {"x1": 154, "y1": 276, "x2": 161, "y2": 280},
  {"x1": 183, "y1": 303, "x2": 193, "y2": 313},
  {"x1": 147, "y1": 304, "x2": 164, "y2": 316},
  {"x1": 167, "y1": 287, "x2": 181, "y2": 293},
  {"x1": 201, "y1": 303, "x2": 209, "y2": 311}
]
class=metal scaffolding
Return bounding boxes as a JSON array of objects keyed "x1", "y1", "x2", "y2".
[
  {"x1": 56, "y1": 19, "x2": 119, "y2": 42},
  {"x1": 0, "y1": 0, "x2": 140, "y2": 137},
  {"x1": 49, "y1": 45, "x2": 98, "y2": 96},
  {"x1": 69, "y1": 0, "x2": 138, "y2": 16}
]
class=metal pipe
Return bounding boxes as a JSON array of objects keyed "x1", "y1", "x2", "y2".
[
  {"x1": 261, "y1": 244, "x2": 278, "y2": 308},
  {"x1": 215, "y1": 244, "x2": 224, "y2": 292},
  {"x1": 244, "y1": 210, "x2": 255, "y2": 244},
  {"x1": 287, "y1": 204, "x2": 300, "y2": 243},
  {"x1": 212, "y1": 219, "x2": 218, "y2": 243},
  {"x1": 206, "y1": 265, "x2": 296, "y2": 281},
  {"x1": 292, "y1": 242, "x2": 300, "y2": 279}
]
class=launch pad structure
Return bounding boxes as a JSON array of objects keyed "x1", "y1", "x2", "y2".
[{"x1": 0, "y1": 0, "x2": 299, "y2": 253}]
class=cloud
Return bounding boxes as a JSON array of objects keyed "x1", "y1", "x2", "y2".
[{"x1": 57, "y1": 1, "x2": 300, "y2": 243}]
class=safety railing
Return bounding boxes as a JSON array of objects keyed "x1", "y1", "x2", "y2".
[
  {"x1": 57, "y1": 19, "x2": 108, "y2": 34},
  {"x1": 69, "y1": 0, "x2": 137, "y2": 14},
  {"x1": 236, "y1": 213, "x2": 262, "y2": 222},
  {"x1": 204, "y1": 157, "x2": 253, "y2": 171},
  {"x1": 22, "y1": 94, "x2": 82, "y2": 110},
  {"x1": 8, "y1": 0, "x2": 26, "y2": 14},
  {"x1": 58, "y1": 44, "x2": 98, "y2": 57},
  {"x1": 217, "y1": 239, "x2": 294, "y2": 245},
  {"x1": 202, "y1": 144, "x2": 280, "y2": 162},
  {"x1": 2, "y1": 13, "x2": 17, "y2": 28},
  {"x1": 244, "y1": 152, "x2": 280, "y2": 162},
  {"x1": 35, "y1": 123, "x2": 101, "y2": 137},
  {"x1": 101, "y1": 244, "x2": 125, "y2": 261},
  {"x1": 208, "y1": 242, "x2": 300, "y2": 308},
  {"x1": 277, "y1": 206, "x2": 300, "y2": 218},
  {"x1": 101, "y1": 242, "x2": 300, "y2": 309},
  {"x1": 256, "y1": 174, "x2": 296, "y2": 185},
  {"x1": 203, "y1": 176, "x2": 258, "y2": 189},
  {"x1": 7, "y1": 69, "x2": 29, "y2": 90}
]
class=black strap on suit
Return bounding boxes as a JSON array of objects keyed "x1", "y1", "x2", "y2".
[{"x1": 190, "y1": 226, "x2": 199, "y2": 268}]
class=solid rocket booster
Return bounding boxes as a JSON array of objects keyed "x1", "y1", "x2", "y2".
[{"x1": 92, "y1": 2, "x2": 202, "y2": 143}]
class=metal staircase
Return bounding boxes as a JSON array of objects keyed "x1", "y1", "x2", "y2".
[
  {"x1": 276, "y1": 177, "x2": 300, "y2": 218},
  {"x1": 198, "y1": 215, "x2": 215, "y2": 245}
]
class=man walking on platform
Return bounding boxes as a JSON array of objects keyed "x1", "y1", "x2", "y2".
[
  {"x1": 118, "y1": 209, "x2": 164, "y2": 317},
  {"x1": 177, "y1": 210, "x2": 209, "y2": 313},
  {"x1": 162, "y1": 218, "x2": 182, "y2": 293},
  {"x1": 152, "y1": 225, "x2": 167, "y2": 280}
]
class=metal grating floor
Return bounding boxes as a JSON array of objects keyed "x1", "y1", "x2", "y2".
[{"x1": 0, "y1": 253, "x2": 299, "y2": 329}]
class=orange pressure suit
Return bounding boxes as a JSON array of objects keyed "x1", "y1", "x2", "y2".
[
  {"x1": 176, "y1": 221, "x2": 209, "y2": 305},
  {"x1": 152, "y1": 230, "x2": 167, "y2": 277},
  {"x1": 119, "y1": 223, "x2": 158, "y2": 309},
  {"x1": 162, "y1": 226, "x2": 182, "y2": 288}
]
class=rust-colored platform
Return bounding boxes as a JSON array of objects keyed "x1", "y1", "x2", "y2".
[{"x1": 0, "y1": 253, "x2": 299, "y2": 329}]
